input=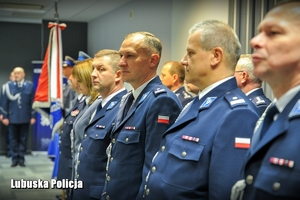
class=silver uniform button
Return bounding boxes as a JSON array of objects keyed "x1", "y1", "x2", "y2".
[
  {"x1": 146, "y1": 188, "x2": 150, "y2": 195},
  {"x1": 161, "y1": 146, "x2": 165, "y2": 152},
  {"x1": 95, "y1": 134, "x2": 98, "y2": 138},
  {"x1": 70, "y1": 121, "x2": 73, "y2": 123},
  {"x1": 125, "y1": 137, "x2": 129, "y2": 142},
  {"x1": 181, "y1": 151, "x2": 187, "y2": 157},
  {"x1": 112, "y1": 138, "x2": 116, "y2": 143},
  {"x1": 84, "y1": 134, "x2": 87, "y2": 138},
  {"x1": 246, "y1": 175, "x2": 253, "y2": 185},
  {"x1": 107, "y1": 176, "x2": 110, "y2": 181},
  {"x1": 152, "y1": 166, "x2": 156, "y2": 173},
  {"x1": 110, "y1": 157, "x2": 113, "y2": 162},
  {"x1": 80, "y1": 147, "x2": 83, "y2": 151},
  {"x1": 106, "y1": 195, "x2": 110, "y2": 200},
  {"x1": 273, "y1": 182, "x2": 280, "y2": 191}
]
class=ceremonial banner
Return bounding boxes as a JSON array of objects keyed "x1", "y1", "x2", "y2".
[
  {"x1": 32, "y1": 22, "x2": 66, "y2": 137},
  {"x1": 32, "y1": 61, "x2": 52, "y2": 151}
]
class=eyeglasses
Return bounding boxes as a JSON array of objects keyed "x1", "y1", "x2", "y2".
[{"x1": 235, "y1": 70, "x2": 244, "y2": 73}]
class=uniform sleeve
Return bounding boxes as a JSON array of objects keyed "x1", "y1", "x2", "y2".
[
  {"x1": 143, "y1": 94, "x2": 182, "y2": 177},
  {"x1": 209, "y1": 108, "x2": 259, "y2": 199},
  {"x1": 30, "y1": 83, "x2": 36, "y2": 119},
  {"x1": 1, "y1": 84, "x2": 9, "y2": 119}
]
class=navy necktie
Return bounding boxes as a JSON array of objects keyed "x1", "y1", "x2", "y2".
[
  {"x1": 260, "y1": 104, "x2": 279, "y2": 139},
  {"x1": 96, "y1": 103, "x2": 102, "y2": 114},
  {"x1": 123, "y1": 94, "x2": 134, "y2": 119}
]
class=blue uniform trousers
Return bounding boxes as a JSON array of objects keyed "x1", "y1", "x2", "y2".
[{"x1": 9, "y1": 123, "x2": 29, "y2": 164}]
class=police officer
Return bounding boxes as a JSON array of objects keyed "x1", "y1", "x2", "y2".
[
  {"x1": 0, "y1": 71, "x2": 15, "y2": 157},
  {"x1": 102, "y1": 32, "x2": 182, "y2": 200},
  {"x1": 2, "y1": 67, "x2": 35, "y2": 167},
  {"x1": 62, "y1": 56, "x2": 76, "y2": 117},
  {"x1": 160, "y1": 61, "x2": 194, "y2": 108},
  {"x1": 77, "y1": 51, "x2": 91, "y2": 61},
  {"x1": 72, "y1": 49, "x2": 127, "y2": 200},
  {"x1": 232, "y1": 2, "x2": 300, "y2": 199},
  {"x1": 138, "y1": 20, "x2": 259, "y2": 200},
  {"x1": 234, "y1": 54, "x2": 271, "y2": 116},
  {"x1": 57, "y1": 65, "x2": 85, "y2": 200}
]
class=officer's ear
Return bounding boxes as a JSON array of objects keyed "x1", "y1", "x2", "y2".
[
  {"x1": 115, "y1": 70, "x2": 122, "y2": 82},
  {"x1": 173, "y1": 74, "x2": 179, "y2": 83},
  {"x1": 149, "y1": 53, "x2": 159, "y2": 68},
  {"x1": 241, "y1": 71, "x2": 249, "y2": 83},
  {"x1": 210, "y1": 47, "x2": 223, "y2": 67}
]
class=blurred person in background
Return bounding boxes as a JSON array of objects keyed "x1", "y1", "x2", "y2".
[
  {"x1": 0, "y1": 71, "x2": 15, "y2": 158},
  {"x1": 160, "y1": 61, "x2": 194, "y2": 108},
  {"x1": 235, "y1": 54, "x2": 271, "y2": 116},
  {"x1": 1, "y1": 67, "x2": 35, "y2": 167}
]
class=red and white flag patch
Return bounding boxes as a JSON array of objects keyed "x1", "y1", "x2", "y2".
[
  {"x1": 157, "y1": 115, "x2": 169, "y2": 124},
  {"x1": 235, "y1": 137, "x2": 250, "y2": 149}
]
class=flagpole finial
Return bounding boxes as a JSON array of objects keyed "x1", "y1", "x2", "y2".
[{"x1": 54, "y1": 1, "x2": 59, "y2": 22}]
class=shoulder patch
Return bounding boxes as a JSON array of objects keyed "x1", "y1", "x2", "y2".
[
  {"x1": 139, "y1": 92, "x2": 150, "y2": 103},
  {"x1": 200, "y1": 97, "x2": 217, "y2": 108},
  {"x1": 153, "y1": 86, "x2": 167, "y2": 96},
  {"x1": 253, "y1": 96, "x2": 267, "y2": 106},
  {"x1": 107, "y1": 101, "x2": 118, "y2": 110},
  {"x1": 225, "y1": 91, "x2": 247, "y2": 107},
  {"x1": 289, "y1": 99, "x2": 300, "y2": 119}
]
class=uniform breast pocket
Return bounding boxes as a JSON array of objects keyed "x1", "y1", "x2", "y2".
[
  {"x1": 116, "y1": 130, "x2": 141, "y2": 164},
  {"x1": 85, "y1": 130, "x2": 109, "y2": 158},
  {"x1": 254, "y1": 164, "x2": 300, "y2": 198},
  {"x1": 163, "y1": 138, "x2": 205, "y2": 190}
]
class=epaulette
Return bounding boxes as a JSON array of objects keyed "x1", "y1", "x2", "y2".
[
  {"x1": 153, "y1": 86, "x2": 167, "y2": 96},
  {"x1": 252, "y1": 96, "x2": 267, "y2": 106},
  {"x1": 289, "y1": 99, "x2": 300, "y2": 119},
  {"x1": 224, "y1": 91, "x2": 247, "y2": 108}
]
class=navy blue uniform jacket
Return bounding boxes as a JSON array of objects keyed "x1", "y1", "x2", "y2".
[
  {"x1": 175, "y1": 86, "x2": 194, "y2": 108},
  {"x1": 242, "y1": 91, "x2": 300, "y2": 199},
  {"x1": 139, "y1": 78, "x2": 259, "y2": 200},
  {"x1": 102, "y1": 76, "x2": 182, "y2": 200},
  {"x1": 248, "y1": 88, "x2": 271, "y2": 116},
  {"x1": 2, "y1": 81, "x2": 35, "y2": 123},
  {"x1": 57, "y1": 98, "x2": 86, "y2": 181},
  {"x1": 73, "y1": 90, "x2": 127, "y2": 200}
]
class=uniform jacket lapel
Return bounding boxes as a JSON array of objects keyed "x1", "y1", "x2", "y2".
[
  {"x1": 113, "y1": 76, "x2": 161, "y2": 132},
  {"x1": 165, "y1": 78, "x2": 237, "y2": 134},
  {"x1": 247, "y1": 91, "x2": 300, "y2": 160}
]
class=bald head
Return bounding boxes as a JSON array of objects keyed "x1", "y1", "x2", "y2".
[{"x1": 13, "y1": 67, "x2": 25, "y2": 82}]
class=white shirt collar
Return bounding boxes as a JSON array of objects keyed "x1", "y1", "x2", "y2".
[
  {"x1": 273, "y1": 84, "x2": 300, "y2": 113},
  {"x1": 132, "y1": 76, "x2": 156, "y2": 100},
  {"x1": 101, "y1": 88, "x2": 126, "y2": 107},
  {"x1": 198, "y1": 76, "x2": 233, "y2": 100},
  {"x1": 246, "y1": 88, "x2": 260, "y2": 96}
]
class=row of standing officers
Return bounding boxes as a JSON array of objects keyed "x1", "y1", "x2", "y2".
[{"x1": 2, "y1": 1, "x2": 299, "y2": 200}]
